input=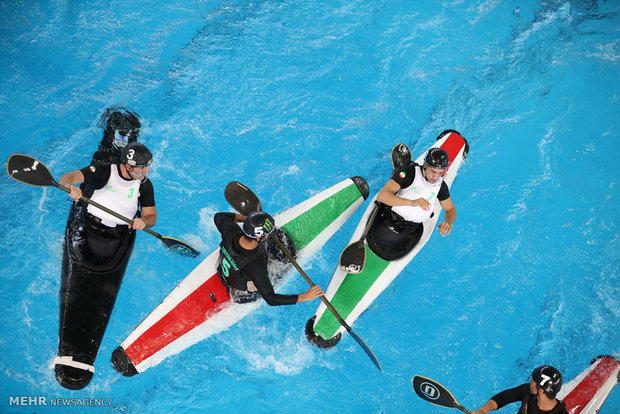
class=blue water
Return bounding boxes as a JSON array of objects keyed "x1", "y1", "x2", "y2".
[{"x1": 1, "y1": 0, "x2": 619, "y2": 413}]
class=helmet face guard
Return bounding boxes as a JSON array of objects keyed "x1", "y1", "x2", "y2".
[
  {"x1": 423, "y1": 147, "x2": 449, "y2": 182},
  {"x1": 422, "y1": 164, "x2": 447, "y2": 180},
  {"x1": 127, "y1": 166, "x2": 150, "y2": 180}
]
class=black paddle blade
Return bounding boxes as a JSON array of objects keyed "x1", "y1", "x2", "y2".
[
  {"x1": 224, "y1": 181, "x2": 262, "y2": 216},
  {"x1": 412, "y1": 375, "x2": 470, "y2": 413},
  {"x1": 160, "y1": 236, "x2": 200, "y2": 258},
  {"x1": 6, "y1": 154, "x2": 57, "y2": 187},
  {"x1": 270, "y1": 234, "x2": 383, "y2": 373},
  {"x1": 391, "y1": 143, "x2": 411, "y2": 170},
  {"x1": 339, "y1": 241, "x2": 366, "y2": 274},
  {"x1": 347, "y1": 328, "x2": 382, "y2": 371}
]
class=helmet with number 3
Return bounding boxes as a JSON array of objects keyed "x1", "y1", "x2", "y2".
[{"x1": 121, "y1": 142, "x2": 152, "y2": 167}]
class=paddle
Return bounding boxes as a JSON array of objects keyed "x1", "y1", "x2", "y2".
[
  {"x1": 391, "y1": 142, "x2": 412, "y2": 169},
  {"x1": 412, "y1": 375, "x2": 472, "y2": 414},
  {"x1": 6, "y1": 154, "x2": 200, "y2": 258},
  {"x1": 338, "y1": 142, "x2": 412, "y2": 273},
  {"x1": 224, "y1": 181, "x2": 382, "y2": 372},
  {"x1": 223, "y1": 181, "x2": 262, "y2": 216},
  {"x1": 338, "y1": 203, "x2": 380, "y2": 273}
]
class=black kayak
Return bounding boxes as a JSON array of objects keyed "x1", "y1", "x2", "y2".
[{"x1": 54, "y1": 108, "x2": 141, "y2": 390}]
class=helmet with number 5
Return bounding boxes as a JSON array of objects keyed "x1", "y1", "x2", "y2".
[
  {"x1": 532, "y1": 365, "x2": 563, "y2": 398},
  {"x1": 121, "y1": 142, "x2": 152, "y2": 167},
  {"x1": 243, "y1": 211, "x2": 275, "y2": 239}
]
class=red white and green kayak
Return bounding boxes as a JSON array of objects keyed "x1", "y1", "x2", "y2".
[
  {"x1": 111, "y1": 176, "x2": 369, "y2": 375},
  {"x1": 306, "y1": 130, "x2": 469, "y2": 346},
  {"x1": 558, "y1": 355, "x2": 620, "y2": 414}
]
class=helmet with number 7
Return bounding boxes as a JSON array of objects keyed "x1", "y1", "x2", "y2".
[
  {"x1": 121, "y1": 142, "x2": 152, "y2": 167},
  {"x1": 532, "y1": 365, "x2": 563, "y2": 398},
  {"x1": 243, "y1": 211, "x2": 275, "y2": 239}
]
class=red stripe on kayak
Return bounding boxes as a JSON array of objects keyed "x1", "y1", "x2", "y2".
[
  {"x1": 124, "y1": 273, "x2": 231, "y2": 366},
  {"x1": 440, "y1": 132, "x2": 466, "y2": 169},
  {"x1": 563, "y1": 356, "x2": 620, "y2": 413}
]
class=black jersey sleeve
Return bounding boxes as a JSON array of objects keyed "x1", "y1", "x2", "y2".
[
  {"x1": 490, "y1": 383, "x2": 529, "y2": 409},
  {"x1": 438, "y1": 181, "x2": 450, "y2": 201},
  {"x1": 138, "y1": 178, "x2": 155, "y2": 208},
  {"x1": 245, "y1": 256, "x2": 298, "y2": 306},
  {"x1": 79, "y1": 164, "x2": 112, "y2": 190},
  {"x1": 390, "y1": 163, "x2": 417, "y2": 189},
  {"x1": 214, "y1": 212, "x2": 238, "y2": 234}
]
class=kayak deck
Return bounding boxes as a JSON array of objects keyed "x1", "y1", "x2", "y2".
[
  {"x1": 308, "y1": 130, "x2": 469, "y2": 344},
  {"x1": 559, "y1": 355, "x2": 620, "y2": 414},
  {"x1": 113, "y1": 176, "x2": 369, "y2": 375}
]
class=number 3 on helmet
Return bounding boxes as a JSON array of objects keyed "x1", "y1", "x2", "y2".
[{"x1": 121, "y1": 142, "x2": 153, "y2": 167}]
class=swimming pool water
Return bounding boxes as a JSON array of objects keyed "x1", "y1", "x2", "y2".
[{"x1": 1, "y1": 1, "x2": 618, "y2": 412}]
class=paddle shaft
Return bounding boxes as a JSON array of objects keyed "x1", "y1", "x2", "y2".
[
  {"x1": 6, "y1": 154, "x2": 198, "y2": 257},
  {"x1": 338, "y1": 202, "x2": 381, "y2": 272},
  {"x1": 270, "y1": 235, "x2": 347, "y2": 323},
  {"x1": 270, "y1": 234, "x2": 382, "y2": 371},
  {"x1": 223, "y1": 180, "x2": 381, "y2": 370},
  {"x1": 360, "y1": 202, "x2": 380, "y2": 241},
  {"x1": 54, "y1": 180, "x2": 163, "y2": 239}
]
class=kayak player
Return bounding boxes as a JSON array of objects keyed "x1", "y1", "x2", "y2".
[
  {"x1": 371, "y1": 147, "x2": 456, "y2": 260},
  {"x1": 59, "y1": 141, "x2": 157, "y2": 230},
  {"x1": 471, "y1": 365, "x2": 568, "y2": 414},
  {"x1": 215, "y1": 211, "x2": 323, "y2": 305},
  {"x1": 55, "y1": 141, "x2": 157, "y2": 389},
  {"x1": 65, "y1": 108, "x2": 141, "y2": 225}
]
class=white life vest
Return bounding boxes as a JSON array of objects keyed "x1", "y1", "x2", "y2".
[
  {"x1": 87, "y1": 165, "x2": 141, "y2": 227},
  {"x1": 391, "y1": 164, "x2": 443, "y2": 223}
]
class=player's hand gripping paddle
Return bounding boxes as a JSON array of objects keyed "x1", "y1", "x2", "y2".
[
  {"x1": 224, "y1": 181, "x2": 382, "y2": 371},
  {"x1": 7, "y1": 154, "x2": 200, "y2": 258}
]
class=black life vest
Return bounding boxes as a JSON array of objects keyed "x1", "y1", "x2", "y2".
[
  {"x1": 519, "y1": 395, "x2": 568, "y2": 414},
  {"x1": 217, "y1": 235, "x2": 267, "y2": 291}
]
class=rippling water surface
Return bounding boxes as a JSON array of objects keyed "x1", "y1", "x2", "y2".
[{"x1": 1, "y1": 1, "x2": 618, "y2": 412}]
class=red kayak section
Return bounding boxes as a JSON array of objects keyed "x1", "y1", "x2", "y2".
[
  {"x1": 439, "y1": 129, "x2": 468, "y2": 168},
  {"x1": 123, "y1": 272, "x2": 231, "y2": 367},
  {"x1": 563, "y1": 356, "x2": 620, "y2": 413}
]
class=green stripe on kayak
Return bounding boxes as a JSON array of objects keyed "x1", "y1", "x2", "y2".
[
  {"x1": 281, "y1": 183, "x2": 360, "y2": 252},
  {"x1": 314, "y1": 245, "x2": 390, "y2": 339}
]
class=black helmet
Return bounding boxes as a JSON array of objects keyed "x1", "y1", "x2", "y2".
[
  {"x1": 424, "y1": 147, "x2": 449, "y2": 169},
  {"x1": 121, "y1": 142, "x2": 152, "y2": 167},
  {"x1": 532, "y1": 365, "x2": 563, "y2": 398},
  {"x1": 243, "y1": 211, "x2": 275, "y2": 239}
]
